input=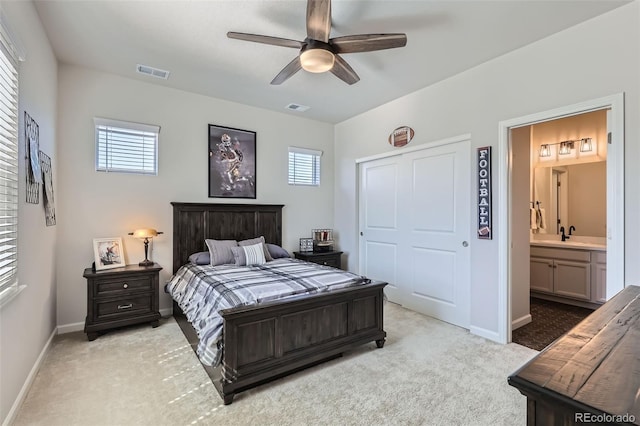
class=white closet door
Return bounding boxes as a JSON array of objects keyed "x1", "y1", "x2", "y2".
[
  {"x1": 358, "y1": 156, "x2": 405, "y2": 305},
  {"x1": 359, "y1": 139, "x2": 471, "y2": 328},
  {"x1": 399, "y1": 142, "x2": 470, "y2": 328}
]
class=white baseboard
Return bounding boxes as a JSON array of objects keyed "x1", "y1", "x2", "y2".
[
  {"x1": 160, "y1": 307, "x2": 172, "y2": 317},
  {"x1": 57, "y1": 321, "x2": 84, "y2": 334},
  {"x1": 511, "y1": 314, "x2": 532, "y2": 331},
  {"x1": 2, "y1": 327, "x2": 57, "y2": 426},
  {"x1": 470, "y1": 325, "x2": 501, "y2": 343}
]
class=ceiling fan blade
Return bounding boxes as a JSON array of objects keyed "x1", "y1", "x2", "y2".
[
  {"x1": 306, "y1": 0, "x2": 331, "y2": 42},
  {"x1": 331, "y1": 33, "x2": 407, "y2": 54},
  {"x1": 271, "y1": 56, "x2": 302, "y2": 85},
  {"x1": 227, "y1": 32, "x2": 303, "y2": 49},
  {"x1": 330, "y1": 55, "x2": 360, "y2": 85}
]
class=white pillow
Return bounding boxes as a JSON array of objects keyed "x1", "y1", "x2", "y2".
[{"x1": 231, "y1": 242, "x2": 266, "y2": 266}]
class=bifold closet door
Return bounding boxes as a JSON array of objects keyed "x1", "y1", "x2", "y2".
[
  {"x1": 359, "y1": 139, "x2": 471, "y2": 328},
  {"x1": 358, "y1": 155, "x2": 406, "y2": 305}
]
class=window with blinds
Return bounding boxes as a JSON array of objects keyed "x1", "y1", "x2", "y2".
[
  {"x1": 94, "y1": 118, "x2": 159, "y2": 175},
  {"x1": 288, "y1": 146, "x2": 322, "y2": 186},
  {"x1": 0, "y1": 24, "x2": 19, "y2": 300}
]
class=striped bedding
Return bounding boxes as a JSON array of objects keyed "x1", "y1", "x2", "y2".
[{"x1": 165, "y1": 258, "x2": 370, "y2": 366}]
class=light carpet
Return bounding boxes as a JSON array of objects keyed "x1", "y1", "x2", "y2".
[{"x1": 12, "y1": 303, "x2": 537, "y2": 426}]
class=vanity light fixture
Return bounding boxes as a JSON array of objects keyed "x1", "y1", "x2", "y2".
[
  {"x1": 579, "y1": 137, "x2": 594, "y2": 153},
  {"x1": 558, "y1": 141, "x2": 574, "y2": 156},
  {"x1": 538, "y1": 137, "x2": 593, "y2": 160},
  {"x1": 539, "y1": 144, "x2": 551, "y2": 158}
]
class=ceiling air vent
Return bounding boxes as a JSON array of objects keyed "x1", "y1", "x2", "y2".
[
  {"x1": 285, "y1": 103, "x2": 310, "y2": 112},
  {"x1": 136, "y1": 64, "x2": 170, "y2": 80}
]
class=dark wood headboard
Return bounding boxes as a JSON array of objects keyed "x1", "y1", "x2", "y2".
[{"x1": 171, "y1": 202, "x2": 284, "y2": 273}]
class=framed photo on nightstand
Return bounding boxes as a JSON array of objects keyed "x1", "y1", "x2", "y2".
[
  {"x1": 93, "y1": 237, "x2": 125, "y2": 271},
  {"x1": 299, "y1": 238, "x2": 313, "y2": 252}
]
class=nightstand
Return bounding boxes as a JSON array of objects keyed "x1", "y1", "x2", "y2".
[
  {"x1": 83, "y1": 263, "x2": 162, "y2": 341},
  {"x1": 293, "y1": 251, "x2": 343, "y2": 270}
]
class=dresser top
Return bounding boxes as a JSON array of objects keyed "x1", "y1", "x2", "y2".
[
  {"x1": 509, "y1": 285, "x2": 640, "y2": 422},
  {"x1": 83, "y1": 263, "x2": 162, "y2": 278}
]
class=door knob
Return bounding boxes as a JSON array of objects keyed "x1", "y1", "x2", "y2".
[{"x1": 462, "y1": 241, "x2": 468, "y2": 247}]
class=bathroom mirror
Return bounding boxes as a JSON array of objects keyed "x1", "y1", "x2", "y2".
[{"x1": 533, "y1": 161, "x2": 606, "y2": 237}]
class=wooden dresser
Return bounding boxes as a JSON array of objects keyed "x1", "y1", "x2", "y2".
[
  {"x1": 508, "y1": 285, "x2": 640, "y2": 425},
  {"x1": 83, "y1": 264, "x2": 162, "y2": 341}
]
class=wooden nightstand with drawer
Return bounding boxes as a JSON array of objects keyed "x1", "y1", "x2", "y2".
[
  {"x1": 293, "y1": 251, "x2": 343, "y2": 270},
  {"x1": 83, "y1": 264, "x2": 162, "y2": 341}
]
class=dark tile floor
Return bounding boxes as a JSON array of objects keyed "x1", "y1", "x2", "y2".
[{"x1": 512, "y1": 297, "x2": 594, "y2": 351}]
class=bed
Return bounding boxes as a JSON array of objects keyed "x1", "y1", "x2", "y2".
[{"x1": 169, "y1": 202, "x2": 387, "y2": 404}]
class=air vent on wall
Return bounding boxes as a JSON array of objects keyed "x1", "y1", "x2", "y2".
[
  {"x1": 285, "y1": 103, "x2": 310, "y2": 112},
  {"x1": 136, "y1": 64, "x2": 170, "y2": 80}
]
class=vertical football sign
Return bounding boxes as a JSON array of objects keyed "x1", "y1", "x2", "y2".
[{"x1": 477, "y1": 146, "x2": 492, "y2": 239}]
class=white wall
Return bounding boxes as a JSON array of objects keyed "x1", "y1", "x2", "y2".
[
  {"x1": 0, "y1": 1, "x2": 58, "y2": 422},
  {"x1": 56, "y1": 65, "x2": 335, "y2": 327},
  {"x1": 335, "y1": 3, "x2": 639, "y2": 337}
]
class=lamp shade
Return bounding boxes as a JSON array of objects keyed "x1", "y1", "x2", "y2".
[{"x1": 131, "y1": 228, "x2": 162, "y2": 239}]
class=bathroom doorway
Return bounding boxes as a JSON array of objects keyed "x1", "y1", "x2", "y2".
[{"x1": 496, "y1": 94, "x2": 624, "y2": 344}]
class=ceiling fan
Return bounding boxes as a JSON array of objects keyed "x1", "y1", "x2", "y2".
[{"x1": 227, "y1": 0, "x2": 407, "y2": 85}]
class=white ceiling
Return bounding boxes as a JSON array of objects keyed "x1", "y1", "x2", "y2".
[{"x1": 34, "y1": 0, "x2": 628, "y2": 123}]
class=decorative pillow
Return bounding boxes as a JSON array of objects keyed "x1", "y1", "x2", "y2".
[
  {"x1": 205, "y1": 239, "x2": 238, "y2": 266},
  {"x1": 188, "y1": 251, "x2": 210, "y2": 265},
  {"x1": 231, "y1": 242, "x2": 266, "y2": 266},
  {"x1": 238, "y1": 236, "x2": 273, "y2": 261},
  {"x1": 266, "y1": 243, "x2": 290, "y2": 259}
]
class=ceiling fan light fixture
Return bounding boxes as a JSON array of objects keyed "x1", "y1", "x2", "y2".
[{"x1": 300, "y1": 48, "x2": 335, "y2": 73}]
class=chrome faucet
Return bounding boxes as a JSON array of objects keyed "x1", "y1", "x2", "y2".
[
  {"x1": 560, "y1": 226, "x2": 570, "y2": 241},
  {"x1": 569, "y1": 225, "x2": 576, "y2": 235}
]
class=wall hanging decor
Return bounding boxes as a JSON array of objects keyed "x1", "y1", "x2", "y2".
[
  {"x1": 208, "y1": 124, "x2": 256, "y2": 199},
  {"x1": 40, "y1": 150, "x2": 56, "y2": 226},
  {"x1": 25, "y1": 111, "x2": 41, "y2": 204},
  {"x1": 388, "y1": 126, "x2": 414, "y2": 148},
  {"x1": 477, "y1": 146, "x2": 492, "y2": 239}
]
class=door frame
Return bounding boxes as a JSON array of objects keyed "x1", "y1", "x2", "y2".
[
  {"x1": 497, "y1": 93, "x2": 624, "y2": 344},
  {"x1": 355, "y1": 133, "x2": 472, "y2": 276}
]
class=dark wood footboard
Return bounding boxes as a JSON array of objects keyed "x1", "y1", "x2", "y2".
[{"x1": 173, "y1": 281, "x2": 386, "y2": 404}]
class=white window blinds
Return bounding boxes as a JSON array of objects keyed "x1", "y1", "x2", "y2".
[
  {"x1": 0, "y1": 20, "x2": 19, "y2": 299},
  {"x1": 288, "y1": 146, "x2": 322, "y2": 186},
  {"x1": 94, "y1": 118, "x2": 159, "y2": 175}
]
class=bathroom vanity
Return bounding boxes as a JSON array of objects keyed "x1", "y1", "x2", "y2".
[{"x1": 530, "y1": 239, "x2": 606, "y2": 308}]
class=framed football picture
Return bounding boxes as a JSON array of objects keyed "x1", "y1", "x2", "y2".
[{"x1": 208, "y1": 124, "x2": 256, "y2": 199}]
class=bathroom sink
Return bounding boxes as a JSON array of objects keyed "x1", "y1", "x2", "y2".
[{"x1": 530, "y1": 239, "x2": 606, "y2": 250}]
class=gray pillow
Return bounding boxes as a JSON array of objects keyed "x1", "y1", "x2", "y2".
[
  {"x1": 238, "y1": 236, "x2": 273, "y2": 261},
  {"x1": 266, "y1": 243, "x2": 290, "y2": 259},
  {"x1": 205, "y1": 239, "x2": 238, "y2": 266},
  {"x1": 230, "y1": 243, "x2": 266, "y2": 266},
  {"x1": 188, "y1": 251, "x2": 210, "y2": 265}
]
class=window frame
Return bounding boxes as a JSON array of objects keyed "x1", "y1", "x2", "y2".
[
  {"x1": 94, "y1": 117, "x2": 160, "y2": 175},
  {"x1": 0, "y1": 12, "x2": 22, "y2": 307},
  {"x1": 288, "y1": 146, "x2": 322, "y2": 186}
]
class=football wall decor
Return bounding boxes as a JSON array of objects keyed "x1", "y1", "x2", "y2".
[{"x1": 388, "y1": 126, "x2": 415, "y2": 147}]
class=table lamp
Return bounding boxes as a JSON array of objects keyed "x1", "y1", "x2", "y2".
[{"x1": 128, "y1": 228, "x2": 163, "y2": 266}]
